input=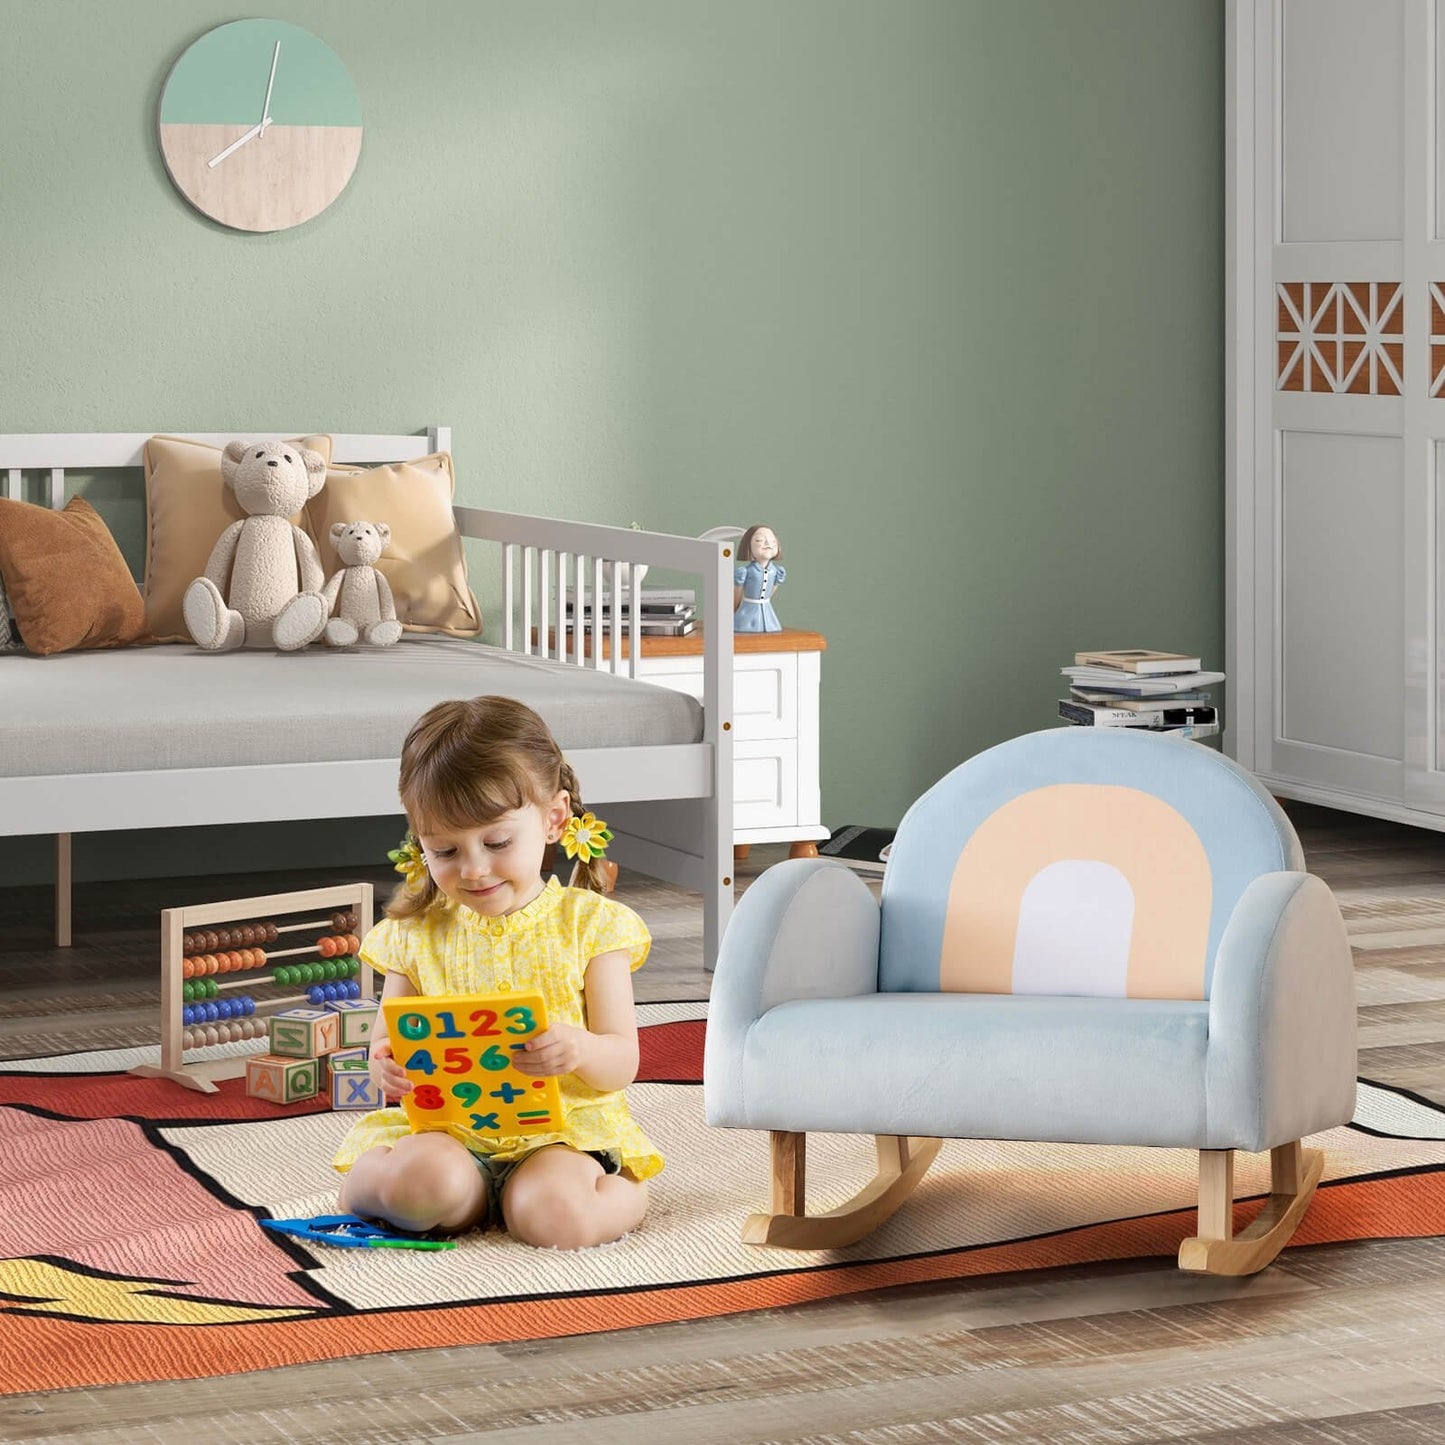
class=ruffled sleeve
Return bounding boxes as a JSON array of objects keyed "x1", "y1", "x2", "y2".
[
  {"x1": 733, "y1": 565, "x2": 748, "y2": 586},
  {"x1": 581, "y1": 895, "x2": 652, "y2": 973},
  {"x1": 358, "y1": 917, "x2": 418, "y2": 989}
]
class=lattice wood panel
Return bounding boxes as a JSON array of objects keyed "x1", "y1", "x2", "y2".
[{"x1": 1276, "y1": 281, "x2": 1402, "y2": 395}]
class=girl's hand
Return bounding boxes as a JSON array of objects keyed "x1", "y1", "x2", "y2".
[
  {"x1": 369, "y1": 1036, "x2": 412, "y2": 1100},
  {"x1": 513, "y1": 1023, "x2": 592, "y2": 1078}
]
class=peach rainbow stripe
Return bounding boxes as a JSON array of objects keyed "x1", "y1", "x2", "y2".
[{"x1": 940, "y1": 784, "x2": 1213, "y2": 999}]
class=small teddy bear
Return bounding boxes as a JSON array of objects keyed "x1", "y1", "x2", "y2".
[
  {"x1": 322, "y1": 520, "x2": 403, "y2": 648},
  {"x1": 183, "y1": 440, "x2": 330, "y2": 651}
]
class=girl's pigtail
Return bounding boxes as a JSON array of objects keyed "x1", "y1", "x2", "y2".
[
  {"x1": 557, "y1": 761, "x2": 612, "y2": 893},
  {"x1": 385, "y1": 832, "x2": 443, "y2": 920}
]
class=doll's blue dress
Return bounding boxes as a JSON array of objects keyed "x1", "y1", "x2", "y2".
[{"x1": 733, "y1": 560, "x2": 785, "y2": 632}]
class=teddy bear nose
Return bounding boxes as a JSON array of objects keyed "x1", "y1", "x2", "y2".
[{"x1": 266, "y1": 459, "x2": 278, "y2": 468}]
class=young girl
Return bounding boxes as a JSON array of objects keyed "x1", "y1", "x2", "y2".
[{"x1": 334, "y1": 695, "x2": 661, "y2": 1249}]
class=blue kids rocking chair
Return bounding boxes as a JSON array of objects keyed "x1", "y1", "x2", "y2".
[{"x1": 703, "y1": 727, "x2": 1358, "y2": 1275}]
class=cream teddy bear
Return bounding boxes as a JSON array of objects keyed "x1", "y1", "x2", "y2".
[
  {"x1": 183, "y1": 440, "x2": 330, "y2": 651},
  {"x1": 322, "y1": 520, "x2": 403, "y2": 647}
]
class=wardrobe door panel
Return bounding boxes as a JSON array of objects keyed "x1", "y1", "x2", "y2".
[
  {"x1": 1282, "y1": 0, "x2": 1405, "y2": 243},
  {"x1": 1272, "y1": 429, "x2": 1405, "y2": 795}
]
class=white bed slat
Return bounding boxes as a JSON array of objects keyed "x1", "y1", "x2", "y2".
[
  {"x1": 628, "y1": 563, "x2": 642, "y2": 680},
  {"x1": 610, "y1": 561, "x2": 624, "y2": 677},
  {"x1": 522, "y1": 548, "x2": 534, "y2": 655},
  {"x1": 5, "y1": 469, "x2": 18, "y2": 502},
  {"x1": 592, "y1": 556, "x2": 605, "y2": 673},
  {"x1": 49, "y1": 468, "x2": 64, "y2": 510},
  {"x1": 502, "y1": 544, "x2": 516, "y2": 652}
]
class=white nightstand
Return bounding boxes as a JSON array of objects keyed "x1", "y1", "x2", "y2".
[{"x1": 562, "y1": 626, "x2": 829, "y2": 860}]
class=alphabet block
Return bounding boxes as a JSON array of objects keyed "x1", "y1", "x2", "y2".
[
  {"x1": 269, "y1": 1008, "x2": 341, "y2": 1059},
  {"x1": 328, "y1": 1046, "x2": 369, "y2": 1076},
  {"x1": 324, "y1": 998, "x2": 376, "y2": 1048},
  {"x1": 246, "y1": 1053, "x2": 321, "y2": 1105},
  {"x1": 330, "y1": 1061, "x2": 384, "y2": 1111}
]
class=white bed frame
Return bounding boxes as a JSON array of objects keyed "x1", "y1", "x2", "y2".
[{"x1": 0, "y1": 428, "x2": 735, "y2": 966}]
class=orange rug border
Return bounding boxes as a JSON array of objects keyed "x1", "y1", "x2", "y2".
[{"x1": 4, "y1": 1164, "x2": 1442, "y2": 1396}]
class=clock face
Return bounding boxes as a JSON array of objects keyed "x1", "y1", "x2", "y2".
[{"x1": 158, "y1": 20, "x2": 362, "y2": 233}]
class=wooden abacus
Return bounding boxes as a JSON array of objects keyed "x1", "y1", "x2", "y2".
[{"x1": 130, "y1": 882, "x2": 375, "y2": 1094}]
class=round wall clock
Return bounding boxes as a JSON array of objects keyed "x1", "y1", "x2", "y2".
[{"x1": 158, "y1": 19, "x2": 362, "y2": 233}]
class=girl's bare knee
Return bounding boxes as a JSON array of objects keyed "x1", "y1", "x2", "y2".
[{"x1": 341, "y1": 1135, "x2": 485, "y2": 1233}]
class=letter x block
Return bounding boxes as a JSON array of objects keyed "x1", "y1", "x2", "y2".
[
  {"x1": 246, "y1": 1053, "x2": 321, "y2": 1105},
  {"x1": 331, "y1": 1060, "x2": 384, "y2": 1111},
  {"x1": 269, "y1": 1008, "x2": 340, "y2": 1059},
  {"x1": 324, "y1": 998, "x2": 375, "y2": 1048}
]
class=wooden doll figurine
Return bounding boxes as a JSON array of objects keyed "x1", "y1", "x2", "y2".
[{"x1": 733, "y1": 525, "x2": 785, "y2": 633}]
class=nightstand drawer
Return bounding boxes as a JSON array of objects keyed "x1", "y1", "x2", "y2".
[
  {"x1": 639, "y1": 652, "x2": 798, "y2": 741},
  {"x1": 733, "y1": 739, "x2": 799, "y2": 830}
]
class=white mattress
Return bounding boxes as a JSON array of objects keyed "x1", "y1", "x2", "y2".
[{"x1": 0, "y1": 637, "x2": 704, "y2": 778}]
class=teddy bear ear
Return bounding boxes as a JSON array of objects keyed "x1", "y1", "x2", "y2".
[
  {"x1": 330, "y1": 521, "x2": 348, "y2": 543},
  {"x1": 221, "y1": 440, "x2": 249, "y2": 486},
  {"x1": 376, "y1": 522, "x2": 391, "y2": 546},
  {"x1": 299, "y1": 447, "x2": 328, "y2": 498}
]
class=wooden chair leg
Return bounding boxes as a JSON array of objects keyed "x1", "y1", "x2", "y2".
[
  {"x1": 1178, "y1": 1141, "x2": 1324, "y2": 1275},
  {"x1": 742, "y1": 1132, "x2": 941, "y2": 1250}
]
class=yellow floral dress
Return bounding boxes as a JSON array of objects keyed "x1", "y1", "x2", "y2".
[{"x1": 332, "y1": 878, "x2": 663, "y2": 1181}]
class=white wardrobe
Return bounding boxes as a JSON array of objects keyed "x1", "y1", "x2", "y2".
[{"x1": 1229, "y1": 0, "x2": 1445, "y2": 828}]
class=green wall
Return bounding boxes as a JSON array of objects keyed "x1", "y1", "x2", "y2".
[{"x1": 0, "y1": 0, "x2": 1223, "y2": 886}]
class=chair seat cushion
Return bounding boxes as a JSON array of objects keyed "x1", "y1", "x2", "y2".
[{"x1": 740, "y1": 993, "x2": 1210, "y2": 1147}]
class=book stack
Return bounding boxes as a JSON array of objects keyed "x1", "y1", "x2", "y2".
[
  {"x1": 1059, "y1": 650, "x2": 1224, "y2": 741},
  {"x1": 817, "y1": 824, "x2": 895, "y2": 876},
  {"x1": 564, "y1": 587, "x2": 697, "y2": 638}
]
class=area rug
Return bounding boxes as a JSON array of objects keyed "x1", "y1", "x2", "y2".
[{"x1": 3, "y1": 1002, "x2": 1445, "y2": 1396}]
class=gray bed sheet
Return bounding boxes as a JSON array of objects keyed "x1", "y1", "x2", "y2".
[{"x1": 0, "y1": 636, "x2": 704, "y2": 778}]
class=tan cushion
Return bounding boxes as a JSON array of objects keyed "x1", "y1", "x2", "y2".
[
  {"x1": 0, "y1": 496, "x2": 148, "y2": 654},
  {"x1": 143, "y1": 434, "x2": 333, "y2": 642},
  {"x1": 305, "y1": 452, "x2": 482, "y2": 636}
]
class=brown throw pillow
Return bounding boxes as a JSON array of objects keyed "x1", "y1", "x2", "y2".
[
  {"x1": 143, "y1": 434, "x2": 333, "y2": 642},
  {"x1": 0, "y1": 496, "x2": 148, "y2": 655},
  {"x1": 305, "y1": 452, "x2": 482, "y2": 636}
]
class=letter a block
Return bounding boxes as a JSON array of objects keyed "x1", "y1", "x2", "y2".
[
  {"x1": 324, "y1": 998, "x2": 375, "y2": 1048},
  {"x1": 270, "y1": 1008, "x2": 340, "y2": 1059},
  {"x1": 246, "y1": 1053, "x2": 321, "y2": 1104},
  {"x1": 331, "y1": 1060, "x2": 384, "y2": 1111}
]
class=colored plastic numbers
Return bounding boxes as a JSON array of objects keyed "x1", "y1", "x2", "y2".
[{"x1": 381, "y1": 992, "x2": 564, "y2": 1139}]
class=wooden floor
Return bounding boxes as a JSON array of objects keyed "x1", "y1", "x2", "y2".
[{"x1": 1, "y1": 803, "x2": 1443, "y2": 1443}]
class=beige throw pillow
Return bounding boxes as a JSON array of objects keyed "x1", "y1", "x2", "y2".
[
  {"x1": 143, "y1": 434, "x2": 333, "y2": 642},
  {"x1": 305, "y1": 452, "x2": 482, "y2": 637}
]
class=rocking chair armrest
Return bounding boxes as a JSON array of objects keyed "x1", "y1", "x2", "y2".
[
  {"x1": 1205, "y1": 871, "x2": 1358, "y2": 1152},
  {"x1": 704, "y1": 859, "x2": 879, "y2": 1125}
]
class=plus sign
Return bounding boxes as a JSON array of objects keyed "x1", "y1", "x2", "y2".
[{"x1": 491, "y1": 1081, "x2": 526, "y2": 1104}]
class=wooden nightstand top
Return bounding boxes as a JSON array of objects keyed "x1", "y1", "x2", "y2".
[{"x1": 538, "y1": 626, "x2": 827, "y2": 659}]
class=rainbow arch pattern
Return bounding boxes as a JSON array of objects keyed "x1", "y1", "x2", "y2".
[{"x1": 939, "y1": 784, "x2": 1212, "y2": 1000}]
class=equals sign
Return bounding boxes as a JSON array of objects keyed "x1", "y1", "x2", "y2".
[{"x1": 516, "y1": 1111, "x2": 552, "y2": 1126}]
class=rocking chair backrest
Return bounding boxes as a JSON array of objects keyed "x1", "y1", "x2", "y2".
[{"x1": 877, "y1": 728, "x2": 1303, "y2": 1001}]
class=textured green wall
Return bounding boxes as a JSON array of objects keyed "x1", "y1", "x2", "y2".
[{"x1": 0, "y1": 0, "x2": 1223, "y2": 886}]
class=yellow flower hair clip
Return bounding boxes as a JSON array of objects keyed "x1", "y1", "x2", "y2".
[
  {"x1": 560, "y1": 812, "x2": 613, "y2": 861},
  {"x1": 388, "y1": 833, "x2": 429, "y2": 889}
]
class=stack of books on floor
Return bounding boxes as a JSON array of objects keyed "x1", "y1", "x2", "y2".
[
  {"x1": 1059, "y1": 650, "x2": 1224, "y2": 741},
  {"x1": 564, "y1": 587, "x2": 697, "y2": 638}
]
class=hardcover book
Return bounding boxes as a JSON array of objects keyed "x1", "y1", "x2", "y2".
[
  {"x1": 1073, "y1": 649, "x2": 1203, "y2": 675},
  {"x1": 817, "y1": 824, "x2": 895, "y2": 876}
]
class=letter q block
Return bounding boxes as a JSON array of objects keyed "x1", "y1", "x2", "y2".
[{"x1": 246, "y1": 1053, "x2": 321, "y2": 1105}]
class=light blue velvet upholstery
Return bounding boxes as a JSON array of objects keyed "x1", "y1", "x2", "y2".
[{"x1": 704, "y1": 729, "x2": 1358, "y2": 1155}]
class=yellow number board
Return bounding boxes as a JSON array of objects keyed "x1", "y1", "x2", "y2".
[{"x1": 381, "y1": 992, "x2": 563, "y2": 1137}]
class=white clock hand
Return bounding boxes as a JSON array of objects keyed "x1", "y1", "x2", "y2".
[
  {"x1": 260, "y1": 41, "x2": 279, "y2": 128},
  {"x1": 207, "y1": 120, "x2": 265, "y2": 169}
]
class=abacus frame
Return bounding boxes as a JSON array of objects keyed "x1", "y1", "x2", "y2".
[{"x1": 131, "y1": 881, "x2": 375, "y2": 1094}]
